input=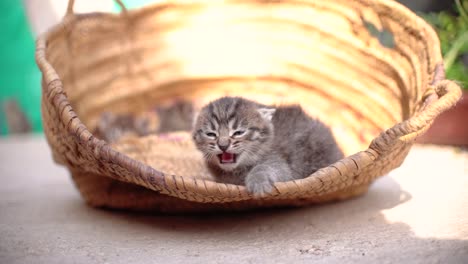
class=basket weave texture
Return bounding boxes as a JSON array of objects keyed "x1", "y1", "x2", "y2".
[{"x1": 36, "y1": 0, "x2": 462, "y2": 212}]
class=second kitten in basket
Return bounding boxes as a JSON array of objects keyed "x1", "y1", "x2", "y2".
[
  {"x1": 192, "y1": 97, "x2": 344, "y2": 195},
  {"x1": 95, "y1": 100, "x2": 194, "y2": 143}
]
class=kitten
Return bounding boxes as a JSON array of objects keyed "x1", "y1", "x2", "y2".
[
  {"x1": 192, "y1": 97, "x2": 344, "y2": 195},
  {"x1": 156, "y1": 100, "x2": 194, "y2": 133},
  {"x1": 95, "y1": 100, "x2": 194, "y2": 143},
  {"x1": 94, "y1": 111, "x2": 156, "y2": 143}
]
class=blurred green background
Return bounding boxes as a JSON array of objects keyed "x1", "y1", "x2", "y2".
[{"x1": 0, "y1": 0, "x2": 42, "y2": 135}]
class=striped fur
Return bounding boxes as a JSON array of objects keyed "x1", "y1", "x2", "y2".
[{"x1": 192, "y1": 97, "x2": 343, "y2": 195}]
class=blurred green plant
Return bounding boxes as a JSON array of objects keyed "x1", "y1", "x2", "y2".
[{"x1": 420, "y1": 0, "x2": 468, "y2": 88}]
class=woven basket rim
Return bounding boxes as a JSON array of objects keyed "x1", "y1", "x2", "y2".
[{"x1": 35, "y1": 0, "x2": 463, "y2": 203}]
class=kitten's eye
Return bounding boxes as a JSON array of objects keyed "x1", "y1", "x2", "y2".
[
  {"x1": 232, "y1": 130, "x2": 245, "y2": 137},
  {"x1": 205, "y1": 132, "x2": 217, "y2": 138}
]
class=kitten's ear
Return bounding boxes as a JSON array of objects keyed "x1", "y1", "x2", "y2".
[
  {"x1": 191, "y1": 111, "x2": 200, "y2": 128},
  {"x1": 257, "y1": 108, "x2": 276, "y2": 121},
  {"x1": 99, "y1": 112, "x2": 116, "y2": 127}
]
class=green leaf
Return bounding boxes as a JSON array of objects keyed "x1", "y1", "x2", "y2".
[{"x1": 420, "y1": 1, "x2": 468, "y2": 90}]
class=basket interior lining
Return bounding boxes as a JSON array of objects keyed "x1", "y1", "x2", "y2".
[{"x1": 43, "y1": 0, "x2": 436, "y2": 170}]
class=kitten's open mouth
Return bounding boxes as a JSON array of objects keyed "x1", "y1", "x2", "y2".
[{"x1": 218, "y1": 152, "x2": 236, "y2": 164}]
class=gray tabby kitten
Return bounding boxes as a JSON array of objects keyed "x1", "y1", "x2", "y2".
[{"x1": 192, "y1": 97, "x2": 344, "y2": 195}]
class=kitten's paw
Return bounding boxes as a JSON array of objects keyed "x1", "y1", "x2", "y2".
[{"x1": 245, "y1": 172, "x2": 275, "y2": 196}]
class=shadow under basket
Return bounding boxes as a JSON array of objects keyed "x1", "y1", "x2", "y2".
[{"x1": 35, "y1": 0, "x2": 462, "y2": 213}]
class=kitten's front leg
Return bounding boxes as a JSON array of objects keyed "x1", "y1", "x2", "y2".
[{"x1": 245, "y1": 155, "x2": 293, "y2": 196}]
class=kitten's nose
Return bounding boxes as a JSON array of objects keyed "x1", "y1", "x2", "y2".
[{"x1": 217, "y1": 138, "x2": 230, "y2": 151}]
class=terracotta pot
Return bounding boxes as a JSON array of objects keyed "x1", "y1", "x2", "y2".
[{"x1": 417, "y1": 90, "x2": 468, "y2": 146}]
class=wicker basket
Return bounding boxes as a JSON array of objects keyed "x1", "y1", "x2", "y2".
[{"x1": 36, "y1": 0, "x2": 462, "y2": 213}]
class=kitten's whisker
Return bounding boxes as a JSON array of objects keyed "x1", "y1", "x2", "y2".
[{"x1": 192, "y1": 96, "x2": 343, "y2": 196}]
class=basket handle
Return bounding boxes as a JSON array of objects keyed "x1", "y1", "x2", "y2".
[
  {"x1": 370, "y1": 66, "x2": 463, "y2": 153},
  {"x1": 66, "y1": 0, "x2": 127, "y2": 16}
]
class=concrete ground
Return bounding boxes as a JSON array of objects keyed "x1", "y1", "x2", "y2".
[{"x1": 0, "y1": 135, "x2": 467, "y2": 263}]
